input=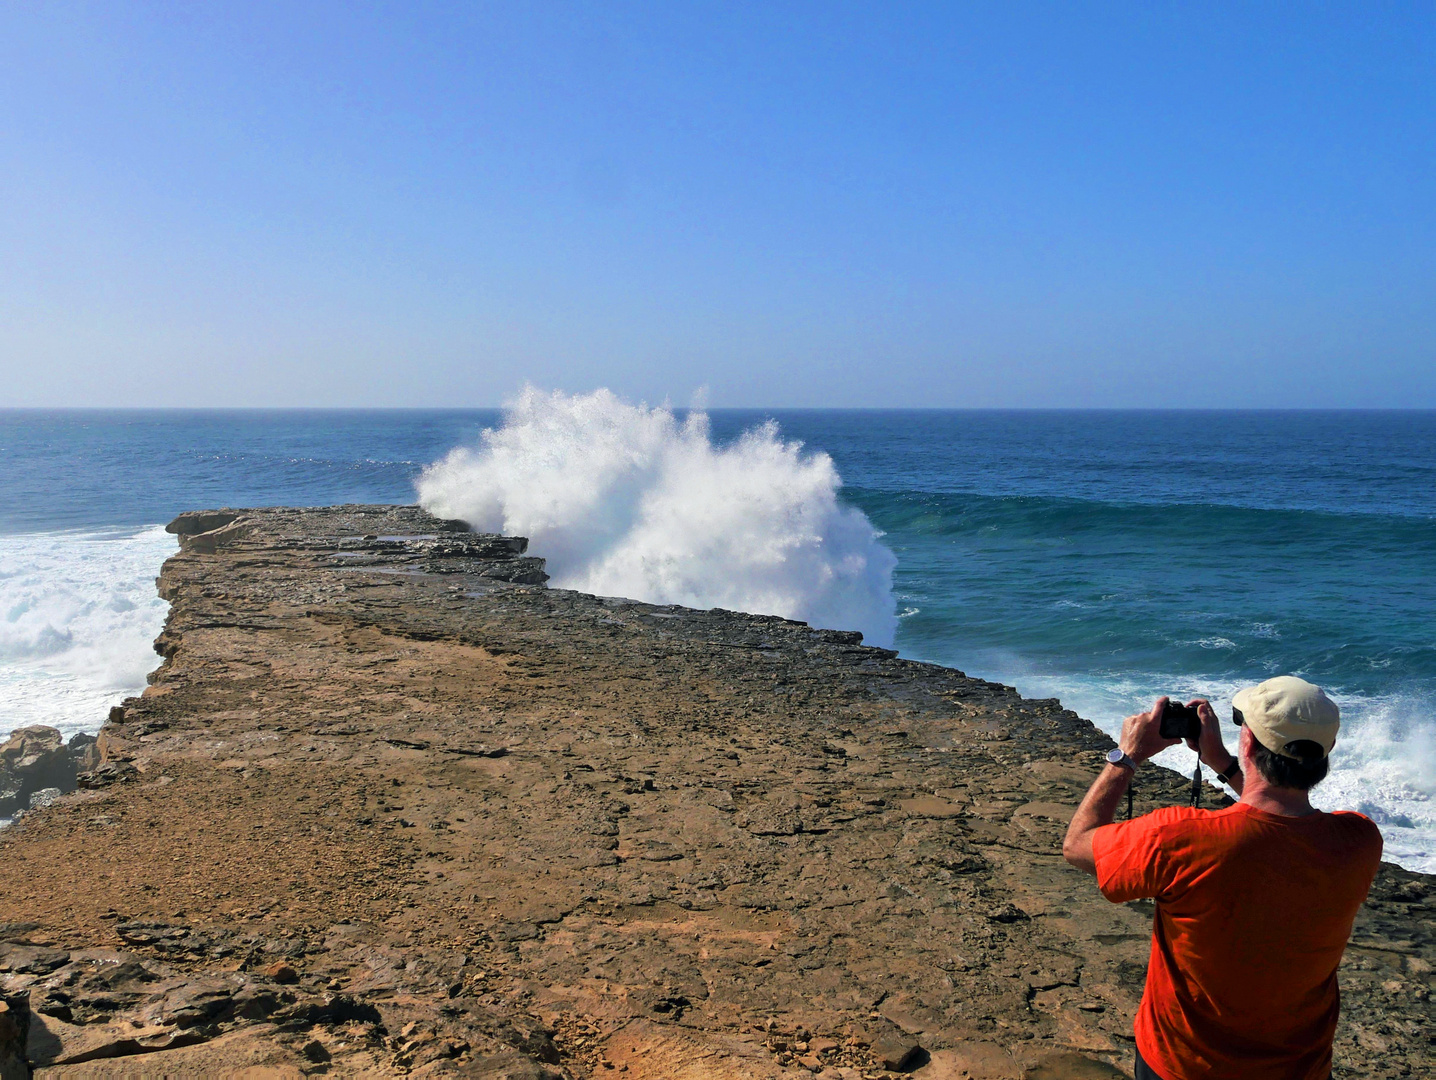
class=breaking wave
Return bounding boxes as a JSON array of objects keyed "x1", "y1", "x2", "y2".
[
  {"x1": 416, "y1": 388, "x2": 899, "y2": 647},
  {"x1": 0, "y1": 526, "x2": 174, "y2": 739}
]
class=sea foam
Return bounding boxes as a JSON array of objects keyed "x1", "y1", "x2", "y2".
[
  {"x1": 417, "y1": 387, "x2": 899, "y2": 647},
  {"x1": 960, "y1": 661, "x2": 1436, "y2": 874},
  {"x1": 0, "y1": 526, "x2": 174, "y2": 739}
]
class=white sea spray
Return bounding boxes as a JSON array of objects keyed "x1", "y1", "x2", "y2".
[
  {"x1": 417, "y1": 387, "x2": 899, "y2": 648},
  {"x1": 0, "y1": 526, "x2": 174, "y2": 740},
  {"x1": 958, "y1": 660, "x2": 1436, "y2": 873}
]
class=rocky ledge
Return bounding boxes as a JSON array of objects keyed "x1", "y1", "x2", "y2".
[{"x1": 0, "y1": 505, "x2": 1430, "y2": 1078}]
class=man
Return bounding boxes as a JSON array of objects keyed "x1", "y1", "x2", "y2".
[{"x1": 1062, "y1": 676, "x2": 1382, "y2": 1080}]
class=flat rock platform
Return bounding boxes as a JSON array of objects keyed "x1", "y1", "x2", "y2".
[{"x1": 1, "y1": 506, "x2": 1430, "y2": 1078}]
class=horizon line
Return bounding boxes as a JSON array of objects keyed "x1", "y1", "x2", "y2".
[{"x1": 5, "y1": 405, "x2": 1436, "y2": 414}]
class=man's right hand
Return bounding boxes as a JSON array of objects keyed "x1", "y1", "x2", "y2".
[{"x1": 1119, "y1": 697, "x2": 1181, "y2": 765}]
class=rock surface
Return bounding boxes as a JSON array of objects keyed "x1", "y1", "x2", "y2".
[
  {"x1": 0, "y1": 504, "x2": 1430, "y2": 1078},
  {"x1": 0, "y1": 729, "x2": 100, "y2": 820}
]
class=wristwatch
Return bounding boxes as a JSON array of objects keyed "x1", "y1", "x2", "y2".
[
  {"x1": 1106, "y1": 748, "x2": 1138, "y2": 772},
  {"x1": 1213, "y1": 755, "x2": 1241, "y2": 784}
]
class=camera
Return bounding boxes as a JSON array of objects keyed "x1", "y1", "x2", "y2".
[{"x1": 1159, "y1": 700, "x2": 1202, "y2": 741}]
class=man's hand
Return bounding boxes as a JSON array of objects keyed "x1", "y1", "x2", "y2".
[
  {"x1": 1185, "y1": 698, "x2": 1225, "y2": 759},
  {"x1": 1188, "y1": 698, "x2": 1242, "y2": 793},
  {"x1": 1064, "y1": 697, "x2": 1180, "y2": 875},
  {"x1": 1119, "y1": 696, "x2": 1181, "y2": 764}
]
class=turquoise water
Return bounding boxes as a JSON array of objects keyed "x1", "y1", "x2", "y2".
[{"x1": 2, "y1": 408, "x2": 1433, "y2": 868}]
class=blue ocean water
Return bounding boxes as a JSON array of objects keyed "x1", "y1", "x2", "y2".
[{"x1": 2, "y1": 408, "x2": 1433, "y2": 869}]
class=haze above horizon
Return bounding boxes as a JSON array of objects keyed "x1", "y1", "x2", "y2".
[{"x1": 3, "y1": 3, "x2": 1433, "y2": 409}]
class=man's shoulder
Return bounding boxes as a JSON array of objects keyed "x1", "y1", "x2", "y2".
[
  {"x1": 1168, "y1": 803, "x2": 1384, "y2": 861},
  {"x1": 1322, "y1": 808, "x2": 1382, "y2": 831},
  {"x1": 1105, "y1": 805, "x2": 1209, "y2": 844},
  {"x1": 1318, "y1": 809, "x2": 1385, "y2": 851}
]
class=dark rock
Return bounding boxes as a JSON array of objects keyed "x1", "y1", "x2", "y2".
[
  {"x1": 158, "y1": 982, "x2": 241, "y2": 1027},
  {"x1": 229, "y1": 985, "x2": 283, "y2": 1021},
  {"x1": 0, "y1": 727, "x2": 76, "y2": 817},
  {"x1": 443, "y1": 745, "x2": 509, "y2": 758},
  {"x1": 0, "y1": 989, "x2": 30, "y2": 1080},
  {"x1": 165, "y1": 510, "x2": 240, "y2": 536},
  {"x1": 116, "y1": 922, "x2": 190, "y2": 947},
  {"x1": 495, "y1": 922, "x2": 539, "y2": 942},
  {"x1": 67, "y1": 733, "x2": 100, "y2": 775},
  {"x1": 987, "y1": 903, "x2": 1031, "y2": 923},
  {"x1": 0, "y1": 944, "x2": 70, "y2": 975},
  {"x1": 77, "y1": 761, "x2": 139, "y2": 789},
  {"x1": 271, "y1": 993, "x2": 382, "y2": 1029}
]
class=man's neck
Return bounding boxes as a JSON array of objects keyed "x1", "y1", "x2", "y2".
[
  {"x1": 1240, "y1": 780, "x2": 1317, "y2": 817},
  {"x1": 1235, "y1": 731, "x2": 1320, "y2": 817}
]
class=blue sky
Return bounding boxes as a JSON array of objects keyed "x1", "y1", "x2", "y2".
[{"x1": 2, "y1": 3, "x2": 1433, "y2": 407}]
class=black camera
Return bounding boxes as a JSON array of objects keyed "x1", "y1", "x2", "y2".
[{"x1": 1159, "y1": 700, "x2": 1202, "y2": 741}]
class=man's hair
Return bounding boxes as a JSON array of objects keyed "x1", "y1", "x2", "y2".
[{"x1": 1251, "y1": 738, "x2": 1329, "y2": 791}]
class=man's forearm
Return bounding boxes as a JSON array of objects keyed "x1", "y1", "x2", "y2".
[
  {"x1": 1062, "y1": 764, "x2": 1134, "y2": 876},
  {"x1": 1206, "y1": 750, "x2": 1244, "y2": 796}
]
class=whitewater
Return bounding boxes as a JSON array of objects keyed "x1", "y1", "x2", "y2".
[
  {"x1": 416, "y1": 388, "x2": 898, "y2": 648},
  {"x1": 0, "y1": 526, "x2": 173, "y2": 741},
  {"x1": 1, "y1": 403, "x2": 1432, "y2": 871}
]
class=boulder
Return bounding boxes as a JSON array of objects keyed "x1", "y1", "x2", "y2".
[{"x1": 0, "y1": 727, "x2": 77, "y2": 817}]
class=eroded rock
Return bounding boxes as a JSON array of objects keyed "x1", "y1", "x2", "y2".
[{"x1": 0, "y1": 728, "x2": 75, "y2": 817}]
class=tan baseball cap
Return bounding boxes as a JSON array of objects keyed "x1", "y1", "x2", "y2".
[{"x1": 1232, "y1": 676, "x2": 1340, "y2": 759}]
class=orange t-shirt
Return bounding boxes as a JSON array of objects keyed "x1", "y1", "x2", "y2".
[{"x1": 1092, "y1": 802, "x2": 1382, "y2": 1080}]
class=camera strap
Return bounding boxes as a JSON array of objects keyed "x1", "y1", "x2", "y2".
[{"x1": 1189, "y1": 763, "x2": 1202, "y2": 809}]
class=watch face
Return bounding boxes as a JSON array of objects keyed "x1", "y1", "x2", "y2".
[{"x1": 1107, "y1": 748, "x2": 1123, "y2": 763}]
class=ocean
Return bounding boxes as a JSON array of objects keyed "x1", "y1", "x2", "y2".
[{"x1": 2, "y1": 404, "x2": 1433, "y2": 871}]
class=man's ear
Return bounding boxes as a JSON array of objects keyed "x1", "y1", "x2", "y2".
[{"x1": 1237, "y1": 724, "x2": 1254, "y2": 760}]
